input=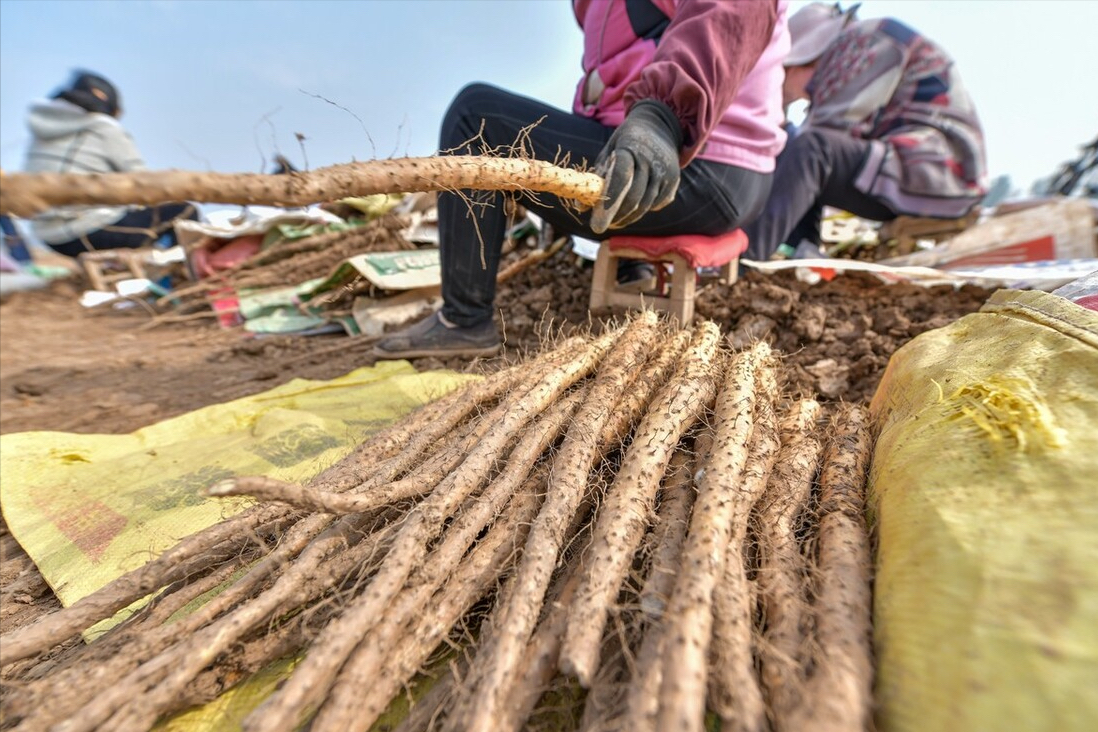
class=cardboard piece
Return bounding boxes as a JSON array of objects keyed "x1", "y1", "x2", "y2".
[
  {"x1": 880, "y1": 198, "x2": 1097, "y2": 269},
  {"x1": 401, "y1": 210, "x2": 440, "y2": 245},
  {"x1": 394, "y1": 193, "x2": 440, "y2": 245},
  {"x1": 173, "y1": 206, "x2": 343, "y2": 252},
  {"x1": 742, "y1": 255, "x2": 1098, "y2": 291},
  {"x1": 310, "y1": 249, "x2": 441, "y2": 295},
  {"x1": 352, "y1": 288, "x2": 442, "y2": 337}
]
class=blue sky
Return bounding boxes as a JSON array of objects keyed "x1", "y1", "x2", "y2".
[{"x1": 1, "y1": 0, "x2": 1095, "y2": 194}]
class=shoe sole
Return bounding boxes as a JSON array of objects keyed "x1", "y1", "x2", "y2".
[
  {"x1": 617, "y1": 275, "x2": 659, "y2": 294},
  {"x1": 371, "y1": 343, "x2": 503, "y2": 360}
]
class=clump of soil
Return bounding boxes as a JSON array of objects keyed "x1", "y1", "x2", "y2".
[
  {"x1": 495, "y1": 256, "x2": 993, "y2": 405},
  {"x1": 695, "y1": 269, "x2": 992, "y2": 403},
  {"x1": 494, "y1": 250, "x2": 601, "y2": 348}
]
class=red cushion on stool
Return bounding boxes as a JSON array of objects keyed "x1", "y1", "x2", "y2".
[{"x1": 606, "y1": 229, "x2": 747, "y2": 269}]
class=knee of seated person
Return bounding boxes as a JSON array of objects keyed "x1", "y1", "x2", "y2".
[
  {"x1": 442, "y1": 82, "x2": 507, "y2": 150},
  {"x1": 790, "y1": 127, "x2": 833, "y2": 154},
  {"x1": 447, "y1": 82, "x2": 507, "y2": 119}
]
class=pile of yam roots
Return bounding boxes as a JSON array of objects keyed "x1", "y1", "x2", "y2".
[
  {"x1": 162, "y1": 215, "x2": 416, "y2": 317},
  {"x1": 0, "y1": 311, "x2": 873, "y2": 732}
]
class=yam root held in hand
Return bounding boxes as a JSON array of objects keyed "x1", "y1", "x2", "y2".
[{"x1": 0, "y1": 156, "x2": 605, "y2": 217}]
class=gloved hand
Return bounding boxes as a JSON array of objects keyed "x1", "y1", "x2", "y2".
[{"x1": 590, "y1": 99, "x2": 684, "y2": 234}]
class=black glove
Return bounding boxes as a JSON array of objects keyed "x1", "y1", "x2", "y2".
[{"x1": 590, "y1": 99, "x2": 684, "y2": 234}]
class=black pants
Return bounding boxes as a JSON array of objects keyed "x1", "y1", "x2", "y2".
[
  {"x1": 742, "y1": 127, "x2": 897, "y2": 260},
  {"x1": 438, "y1": 83, "x2": 773, "y2": 327},
  {"x1": 49, "y1": 202, "x2": 199, "y2": 258}
]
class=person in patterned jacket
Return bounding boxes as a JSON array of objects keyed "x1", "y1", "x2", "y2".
[{"x1": 743, "y1": 2, "x2": 988, "y2": 260}]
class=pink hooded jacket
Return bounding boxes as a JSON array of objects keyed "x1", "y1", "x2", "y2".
[{"x1": 572, "y1": 0, "x2": 790, "y2": 172}]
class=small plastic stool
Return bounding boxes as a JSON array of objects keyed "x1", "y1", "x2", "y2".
[
  {"x1": 589, "y1": 229, "x2": 748, "y2": 324},
  {"x1": 78, "y1": 249, "x2": 153, "y2": 292}
]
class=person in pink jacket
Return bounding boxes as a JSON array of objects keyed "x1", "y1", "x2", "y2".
[{"x1": 375, "y1": 0, "x2": 790, "y2": 359}]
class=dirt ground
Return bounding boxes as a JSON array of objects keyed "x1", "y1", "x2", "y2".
[{"x1": 0, "y1": 252, "x2": 994, "y2": 658}]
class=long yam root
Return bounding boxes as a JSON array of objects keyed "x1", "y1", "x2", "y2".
[
  {"x1": 47, "y1": 513, "x2": 391, "y2": 732},
  {"x1": 308, "y1": 391, "x2": 584, "y2": 732},
  {"x1": 0, "y1": 156, "x2": 604, "y2": 217},
  {"x1": 452, "y1": 313, "x2": 661, "y2": 732},
  {"x1": 786, "y1": 405, "x2": 874, "y2": 732},
  {"x1": 707, "y1": 357, "x2": 782, "y2": 732},
  {"x1": 755, "y1": 399, "x2": 822, "y2": 729},
  {"x1": 618, "y1": 450, "x2": 698, "y2": 732},
  {"x1": 656, "y1": 343, "x2": 768, "y2": 732},
  {"x1": 560, "y1": 321, "x2": 721, "y2": 688},
  {"x1": 0, "y1": 504, "x2": 298, "y2": 666},
  {"x1": 638, "y1": 450, "x2": 696, "y2": 620},
  {"x1": 327, "y1": 474, "x2": 546, "y2": 732}
]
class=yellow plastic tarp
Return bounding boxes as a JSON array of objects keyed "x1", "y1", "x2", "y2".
[
  {"x1": 0, "y1": 361, "x2": 475, "y2": 731},
  {"x1": 869, "y1": 288, "x2": 1098, "y2": 732},
  {"x1": 0, "y1": 360, "x2": 475, "y2": 621}
]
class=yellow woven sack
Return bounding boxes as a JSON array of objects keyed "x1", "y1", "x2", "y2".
[{"x1": 869, "y1": 287, "x2": 1098, "y2": 732}]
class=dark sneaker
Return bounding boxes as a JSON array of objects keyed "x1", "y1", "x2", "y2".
[{"x1": 372, "y1": 311, "x2": 502, "y2": 359}]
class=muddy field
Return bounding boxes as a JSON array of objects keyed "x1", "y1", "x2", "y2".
[{"x1": 0, "y1": 252, "x2": 993, "y2": 667}]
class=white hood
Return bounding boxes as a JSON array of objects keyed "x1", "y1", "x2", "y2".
[
  {"x1": 22, "y1": 98, "x2": 141, "y2": 244},
  {"x1": 26, "y1": 98, "x2": 118, "y2": 141}
]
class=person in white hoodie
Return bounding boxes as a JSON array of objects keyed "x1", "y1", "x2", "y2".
[{"x1": 23, "y1": 70, "x2": 198, "y2": 257}]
